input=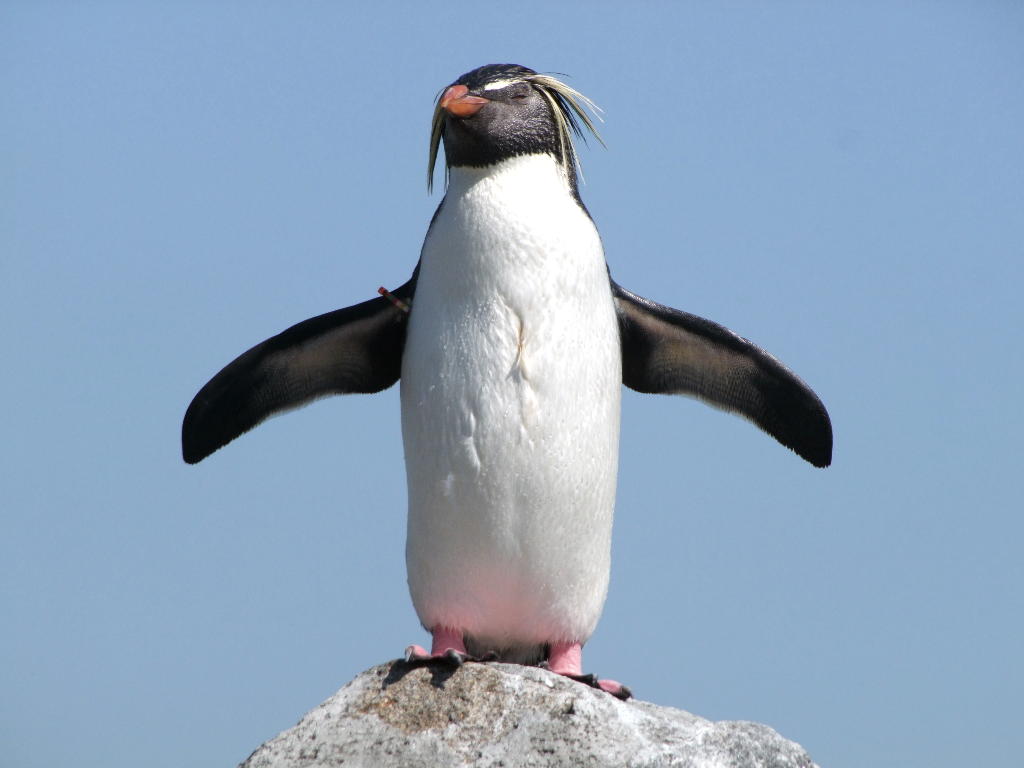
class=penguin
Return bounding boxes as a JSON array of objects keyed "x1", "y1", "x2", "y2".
[{"x1": 182, "y1": 63, "x2": 832, "y2": 700}]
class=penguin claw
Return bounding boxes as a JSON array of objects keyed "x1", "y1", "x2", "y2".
[
  {"x1": 598, "y1": 679, "x2": 633, "y2": 700},
  {"x1": 402, "y1": 644, "x2": 495, "y2": 667},
  {"x1": 403, "y1": 644, "x2": 432, "y2": 663},
  {"x1": 403, "y1": 644, "x2": 465, "y2": 666},
  {"x1": 443, "y1": 648, "x2": 466, "y2": 666},
  {"x1": 563, "y1": 672, "x2": 633, "y2": 700}
]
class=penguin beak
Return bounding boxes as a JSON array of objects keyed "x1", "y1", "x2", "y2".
[{"x1": 440, "y1": 85, "x2": 489, "y2": 118}]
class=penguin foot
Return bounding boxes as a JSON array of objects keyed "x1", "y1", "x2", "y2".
[
  {"x1": 566, "y1": 674, "x2": 632, "y2": 700},
  {"x1": 403, "y1": 626, "x2": 499, "y2": 667},
  {"x1": 540, "y1": 669, "x2": 633, "y2": 700},
  {"x1": 403, "y1": 644, "x2": 499, "y2": 666},
  {"x1": 403, "y1": 645, "x2": 470, "y2": 666},
  {"x1": 545, "y1": 641, "x2": 633, "y2": 700}
]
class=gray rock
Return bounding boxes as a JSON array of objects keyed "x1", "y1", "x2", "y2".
[{"x1": 239, "y1": 660, "x2": 818, "y2": 768}]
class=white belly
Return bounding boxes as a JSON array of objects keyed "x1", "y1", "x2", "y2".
[{"x1": 400, "y1": 156, "x2": 621, "y2": 657}]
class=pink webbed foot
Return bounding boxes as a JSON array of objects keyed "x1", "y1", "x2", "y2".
[
  {"x1": 547, "y1": 641, "x2": 633, "y2": 700},
  {"x1": 403, "y1": 627, "x2": 494, "y2": 667}
]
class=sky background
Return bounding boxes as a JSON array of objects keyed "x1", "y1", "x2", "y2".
[{"x1": 3, "y1": 2, "x2": 1022, "y2": 767}]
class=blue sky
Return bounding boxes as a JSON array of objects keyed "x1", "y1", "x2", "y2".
[{"x1": 3, "y1": 2, "x2": 1022, "y2": 767}]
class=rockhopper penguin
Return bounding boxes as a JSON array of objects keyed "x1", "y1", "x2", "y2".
[{"x1": 182, "y1": 64, "x2": 832, "y2": 699}]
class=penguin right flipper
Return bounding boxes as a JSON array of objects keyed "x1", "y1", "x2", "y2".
[
  {"x1": 182, "y1": 273, "x2": 417, "y2": 465},
  {"x1": 611, "y1": 281, "x2": 832, "y2": 468}
]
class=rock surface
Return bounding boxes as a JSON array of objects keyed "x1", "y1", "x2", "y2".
[{"x1": 239, "y1": 660, "x2": 818, "y2": 768}]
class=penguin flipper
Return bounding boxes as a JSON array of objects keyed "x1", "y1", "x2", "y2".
[
  {"x1": 611, "y1": 281, "x2": 832, "y2": 468},
  {"x1": 182, "y1": 274, "x2": 417, "y2": 465}
]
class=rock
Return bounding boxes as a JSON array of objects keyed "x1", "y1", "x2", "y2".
[{"x1": 239, "y1": 660, "x2": 818, "y2": 768}]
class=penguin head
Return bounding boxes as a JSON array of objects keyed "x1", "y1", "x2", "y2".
[{"x1": 427, "y1": 64, "x2": 602, "y2": 192}]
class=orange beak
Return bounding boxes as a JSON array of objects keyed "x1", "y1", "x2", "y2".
[{"x1": 439, "y1": 84, "x2": 489, "y2": 118}]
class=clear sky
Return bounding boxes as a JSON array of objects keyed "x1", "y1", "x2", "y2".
[{"x1": 3, "y1": 3, "x2": 1022, "y2": 767}]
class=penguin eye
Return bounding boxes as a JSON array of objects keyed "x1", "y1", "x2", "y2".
[{"x1": 508, "y1": 85, "x2": 531, "y2": 101}]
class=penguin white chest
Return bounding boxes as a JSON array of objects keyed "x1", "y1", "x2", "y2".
[{"x1": 400, "y1": 155, "x2": 621, "y2": 654}]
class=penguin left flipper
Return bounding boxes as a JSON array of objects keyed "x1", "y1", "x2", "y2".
[
  {"x1": 611, "y1": 280, "x2": 832, "y2": 468},
  {"x1": 182, "y1": 272, "x2": 417, "y2": 465}
]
